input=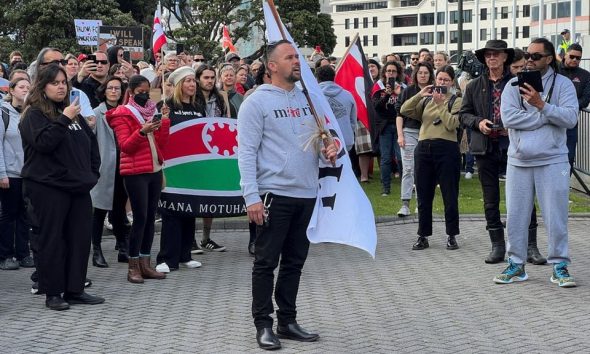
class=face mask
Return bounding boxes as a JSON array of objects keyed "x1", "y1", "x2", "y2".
[{"x1": 133, "y1": 92, "x2": 149, "y2": 107}]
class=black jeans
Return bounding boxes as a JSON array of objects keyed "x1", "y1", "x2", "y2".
[
  {"x1": 91, "y1": 170, "x2": 130, "y2": 248},
  {"x1": 23, "y1": 180, "x2": 92, "y2": 295},
  {"x1": 414, "y1": 139, "x2": 461, "y2": 237},
  {"x1": 476, "y1": 141, "x2": 537, "y2": 230},
  {"x1": 123, "y1": 172, "x2": 162, "y2": 257},
  {"x1": 0, "y1": 178, "x2": 30, "y2": 260},
  {"x1": 157, "y1": 214, "x2": 194, "y2": 269},
  {"x1": 252, "y1": 194, "x2": 315, "y2": 330}
]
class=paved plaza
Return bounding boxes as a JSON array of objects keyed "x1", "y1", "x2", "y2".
[{"x1": 2, "y1": 215, "x2": 590, "y2": 353}]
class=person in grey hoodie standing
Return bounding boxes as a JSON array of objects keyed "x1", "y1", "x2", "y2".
[
  {"x1": 0, "y1": 76, "x2": 34, "y2": 270},
  {"x1": 238, "y1": 39, "x2": 338, "y2": 351},
  {"x1": 317, "y1": 65, "x2": 357, "y2": 152},
  {"x1": 494, "y1": 38, "x2": 578, "y2": 287}
]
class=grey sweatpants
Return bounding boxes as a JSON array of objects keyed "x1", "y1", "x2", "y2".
[{"x1": 505, "y1": 161, "x2": 571, "y2": 264}]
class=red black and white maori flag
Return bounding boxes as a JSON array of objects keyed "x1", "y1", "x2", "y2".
[
  {"x1": 152, "y1": 3, "x2": 167, "y2": 55},
  {"x1": 263, "y1": 1, "x2": 377, "y2": 258},
  {"x1": 334, "y1": 36, "x2": 378, "y2": 137}
]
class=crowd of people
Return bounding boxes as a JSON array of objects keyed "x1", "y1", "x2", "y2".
[{"x1": 1, "y1": 30, "x2": 589, "y2": 349}]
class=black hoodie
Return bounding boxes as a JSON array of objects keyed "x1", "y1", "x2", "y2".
[{"x1": 19, "y1": 107, "x2": 100, "y2": 193}]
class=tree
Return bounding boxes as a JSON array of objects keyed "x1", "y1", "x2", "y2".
[
  {"x1": 0, "y1": 0, "x2": 138, "y2": 62},
  {"x1": 160, "y1": 0, "x2": 264, "y2": 61}
]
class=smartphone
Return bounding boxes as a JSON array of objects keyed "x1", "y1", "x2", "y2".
[
  {"x1": 123, "y1": 51, "x2": 131, "y2": 63},
  {"x1": 70, "y1": 90, "x2": 80, "y2": 103},
  {"x1": 87, "y1": 54, "x2": 97, "y2": 71},
  {"x1": 432, "y1": 86, "x2": 448, "y2": 94},
  {"x1": 517, "y1": 70, "x2": 544, "y2": 92},
  {"x1": 387, "y1": 78, "x2": 396, "y2": 88},
  {"x1": 176, "y1": 43, "x2": 184, "y2": 55},
  {"x1": 152, "y1": 113, "x2": 163, "y2": 123},
  {"x1": 315, "y1": 45, "x2": 322, "y2": 52}
]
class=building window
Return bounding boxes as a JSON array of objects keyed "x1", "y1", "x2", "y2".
[
  {"x1": 449, "y1": 30, "x2": 472, "y2": 44},
  {"x1": 523, "y1": 26, "x2": 530, "y2": 38},
  {"x1": 551, "y1": 1, "x2": 582, "y2": 19},
  {"x1": 464, "y1": 10, "x2": 472, "y2": 23},
  {"x1": 531, "y1": 5, "x2": 547, "y2": 21},
  {"x1": 335, "y1": 1, "x2": 387, "y2": 12},
  {"x1": 345, "y1": 19, "x2": 350, "y2": 30},
  {"x1": 354, "y1": 18, "x2": 359, "y2": 29},
  {"x1": 392, "y1": 33, "x2": 418, "y2": 46},
  {"x1": 363, "y1": 17, "x2": 368, "y2": 28},
  {"x1": 345, "y1": 36, "x2": 350, "y2": 47},
  {"x1": 480, "y1": 28, "x2": 487, "y2": 41},
  {"x1": 450, "y1": 10, "x2": 472, "y2": 24},
  {"x1": 420, "y1": 13, "x2": 434, "y2": 26},
  {"x1": 437, "y1": 32, "x2": 445, "y2": 44},
  {"x1": 400, "y1": 0, "x2": 420, "y2": 6},
  {"x1": 515, "y1": 26, "x2": 519, "y2": 39},
  {"x1": 523, "y1": 5, "x2": 531, "y2": 17},
  {"x1": 420, "y1": 32, "x2": 434, "y2": 45},
  {"x1": 515, "y1": 5, "x2": 519, "y2": 18},
  {"x1": 501, "y1": 6, "x2": 509, "y2": 19},
  {"x1": 480, "y1": 8, "x2": 487, "y2": 21},
  {"x1": 501, "y1": 27, "x2": 508, "y2": 40},
  {"x1": 373, "y1": 16, "x2": 378, "y2": 27},
  {"x1": 373, "y1": 35, "x2": 378, "y2": 46},
  {"x1": 464, "y1": 30, "x2": 472, "y2": 43},
  {"x1": 393, "y1": 15, "x2": 418, "y2": 27},
  {"x1": 437, "y1": 12, "x2": 445, "y2": 25},
  {"x1": 363, "y1": 35, "x2": 368, "y2": 47}
]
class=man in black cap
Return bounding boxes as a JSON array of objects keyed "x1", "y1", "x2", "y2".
[
  {"x1": 459, "y1": 40, "x2": 546, "y2": 265},
  {"x1": 557, "y1": 29, "x2": 573, "y2": 61}
]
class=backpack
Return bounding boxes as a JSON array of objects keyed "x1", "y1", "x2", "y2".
[{"x1": 1, "y1": 106, "x2": 9, "y2": 132}]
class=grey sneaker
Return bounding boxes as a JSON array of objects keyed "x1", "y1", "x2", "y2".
[
  {"x1": 397, "y1": 205, "x2": 411, "y2": 217},
  {"x1": 19, "y1": 255, "x2": 35, "y2": 268},
  {"x1": 0, "y1": 258, "x2": 20, "y2": 270}
]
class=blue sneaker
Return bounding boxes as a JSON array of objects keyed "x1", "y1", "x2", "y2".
[
  {"x1": 550, "y1": 262, "x2": 576, "y2": 288},
  {"x1": 493, "y1": 259, "x2": 528, "y2": 284}
]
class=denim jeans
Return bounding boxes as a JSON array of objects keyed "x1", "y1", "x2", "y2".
[
  {"x1": 400, "y1": 128, "x2": 419, "y2": 200},
  {"x1": 379, "y1": 123, "x2": 402, "y2": 192}
]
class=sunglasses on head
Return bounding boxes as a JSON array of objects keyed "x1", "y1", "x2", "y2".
[
  {"x1": 40, "y1": 59, "x2": 68, "y2": 66},
  {"x1": 568, "y1": 55, "x2": 582, "y2": 61},
  {"x1": 523, "y1": 52, "x2": 549, "y2": 61}
]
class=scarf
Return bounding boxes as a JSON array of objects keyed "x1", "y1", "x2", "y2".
[{"x1": 128, "y1": 96, "x2": 157, "y2": 121}]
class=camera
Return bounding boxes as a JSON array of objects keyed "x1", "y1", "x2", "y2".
[{"x1": 486, "y1": 122, "x2": 501, "y2": 130}]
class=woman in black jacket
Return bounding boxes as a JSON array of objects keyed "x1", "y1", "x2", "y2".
[{"x1": 19, "y1": 64, "x2": 104, "y2": 311}]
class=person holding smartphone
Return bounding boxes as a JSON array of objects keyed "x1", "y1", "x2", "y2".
[
  {"x1": 400, "y1": 65, "x2": 462, "y2": 251},
  {"x1": 107, "y1": 75, "x2": 170, "y2": 284},
  {"x1": 73, "y1": 51, "x2": 110, "y2": 108},
  {"x1": 372, "y1": 61, "x2": 405, "y2": 196},
  {"x1": 19, "y1": 64, "x2": 103, "y2": 310}
]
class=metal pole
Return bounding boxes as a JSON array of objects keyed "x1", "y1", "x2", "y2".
[
  {"x1": 458, "y1": 0, "x2": 464, "y2": 57},
  {"x1": 512, "y1": 0, "x2": 517, "y2": 47},
  {"x1": 539, "y1": 0, "x2": 544, "y2": 38},
  {"x1": 445, "y1": 0, "x2": 449, "y2": 53},
  {"x1": 475, "y1": 0, "x2": 480, "y2": 46},
  {"x1": 434, "y1": 0, "x2": 438, "y2": 51},
  {"x1": 491, "y1": 0, "x2": 496, "y2": 39},
  {"x1": 571, "y1": 0, "x2": 576, "y2": 42}
]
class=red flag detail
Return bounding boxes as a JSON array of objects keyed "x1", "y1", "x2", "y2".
[
  {"x1": 152, "y1": 6, "x2": 167, "y2": 55},
  {"x1": 222, "y1": 25, "x2": 237, "y2": 53}
]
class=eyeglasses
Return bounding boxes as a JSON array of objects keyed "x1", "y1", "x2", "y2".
[
  {"x1": 411, "y1": 57, "x2": 419, "y2": 61},
  {"x1": 106, "y1": 86, "x2": 122, "y2": 91},
  {"x1": 94, "y1": 60, "x2": 109, "y2": 65},
  {"x1": 40, "y1": 59, "x2": 68, "y2": 66},
  {"x1": 194, "y1": 58, "x2": 205, "y2": 62},
  {"x1": 437, "y1": 78, "x2": 453, "y2": 83},
  {"x1": 484, "y1": 51, "x2": 503, "y2": 58},
  {"x1": 523, "y1": 52, "x2": 549, "y2": 61},
  {"x1": 568, "y1": 55, "x2": 582, "y2": 61}
]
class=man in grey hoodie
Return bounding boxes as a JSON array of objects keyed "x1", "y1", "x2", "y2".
[
  {"x1": 237, "y1": 39, "x2": 337, "y2": 350},
  {"x1": 317, "y1": 65, "x2": 357, "y2": 152},
  {"x1": 494, "y1": 38, "x2": 578, "y2": 287}
]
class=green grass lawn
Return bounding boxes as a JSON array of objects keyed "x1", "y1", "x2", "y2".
[{"x1": 361, "y1": 171, "x2": 590, "y2": 217}]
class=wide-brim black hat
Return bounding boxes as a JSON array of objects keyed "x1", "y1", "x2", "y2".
[{"x1": 475, "y1": 40, "x2": 515, "y2": 67}]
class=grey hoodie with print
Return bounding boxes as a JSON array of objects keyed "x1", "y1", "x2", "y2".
[
  {"x1": 500, "y1": 67, "x2": 578, "y2": 167},
  {"x1": 319, "y1": 81, "x2": 357, "y2": 151},
  {"x1": 237, "y1": 84, "x2": 322, "y2": 207},
  {"x1": 0, "y1": 101, "x2": 24, "y2": 178}
]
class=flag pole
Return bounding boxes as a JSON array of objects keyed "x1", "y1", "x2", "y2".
[
  {"x1": 334, "y1": 33, "x2": 359, "y2": 74},
  {"x1": 158, "y1": 1, "x2": 168, "y2": 111},
  {"x1": 266, "y1": 0, "x2": 334, "y2": 163}
]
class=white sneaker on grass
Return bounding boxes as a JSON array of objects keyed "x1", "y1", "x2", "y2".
[
  {"x1": 397, "y1": 205, "x2": 411, "y2": 217},
  {"x1": 465, "y1": 172, "x2": 473, "y2": 179}
]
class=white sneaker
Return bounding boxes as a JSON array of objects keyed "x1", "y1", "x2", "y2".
[
  {"x1": 397, "y1": 205, "x2": 411, "y2": 217},
  {"x1": 103, "y1": 219, "x2": 113, "y2": 230},
  {"x1": 180, "y1": 260, "x2": 202, "y2": 269},
  {"x1": 465, "y1": 172, "x2": 473, "y2": 179},
  {"x1": 127, "y1": 211, "x2": 133, "y2": 223},
  {"x1": 155, "y1": 262, "x2": 170, "y2": 273}
]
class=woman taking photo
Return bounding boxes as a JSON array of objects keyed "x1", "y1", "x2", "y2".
[
  {"x1": 0, "y1": 77, "x2": 34, "y2": 270},
  {"x1": 400, "y1": 65, "x2": 462, "y2": 251},
  {"x1": 90, "y1": 76, "x2": 129, "y2": 267},
  {"x1": 155, "y1": 67, "x2": 203, "y2": 273},
  {"x1": 394, "y1": 62, "x2": 435, "y2": 217},
  {"x1": 107, "y1": 75, "x2": 170, "y2": 284},
  {"x1": 20, "y1": 64, "x2": 103, "y2": 310}
]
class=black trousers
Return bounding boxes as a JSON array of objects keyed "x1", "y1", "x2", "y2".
[
  {"x1": 476, "y1": 141, "x2": 538, "y2": 230},
  {"x1": 23, "y1": 180, "x2": 92, "y2": 296},
  {"x1": 0, "y1": 178, "x2": 30, "y2": 260},
  {"x1": 414, "y1": 139, "x2": 461, "y2": 237},
  {"x1": 156, "y1": 214, "x2": 194, "y2": 269},
  {"x1": 252, "y1": 194, "x2": 315, "y2": 330},
  {"x1": 123, "y1": 172, "x2": 162, "y2": 257},
  {"x1": 91, "y1": 169, "x2": 130, "y2": 248}
]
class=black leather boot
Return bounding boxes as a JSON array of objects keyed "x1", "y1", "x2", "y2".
[
  {"x1": 527, "y1": 227, "x2": 547, "y2": 265},
  {"x1": 92, "y1": 247, "x2": 108, "y2": 268},
  {"x1": 115, "y1": 227, "x2": 129, "y2": 263},
  {"x1": 485, "y1": 228, "x2": 506, "y2": 264},
  {"x1": 412, "y1": 236, "x2": 429, "y2": 250}
]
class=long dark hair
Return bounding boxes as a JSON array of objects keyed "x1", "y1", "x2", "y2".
[
  {"x1": 195, "y1": 64, "x2": 226, "y2": 115},
  {"x1": 107, "y1": 45, "x2": 124, "y2": 66},
  {"x1": 411, "y1": 62, "x2": 434, "y2": 88},
  {"x1": 23, "y1": 64, "x2": 70, "y2": 120}
]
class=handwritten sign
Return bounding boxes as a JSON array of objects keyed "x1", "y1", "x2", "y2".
[
  {"x1": 98, "y1": 26, "x2": 144, "y2": 54},
  {"x1": 74, "y1": 19, "x2": 102, "y2": 46}
]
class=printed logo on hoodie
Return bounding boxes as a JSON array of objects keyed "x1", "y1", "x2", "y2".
[{"x1": 272, "y1": 104, "x2": 312, "y2": 119}]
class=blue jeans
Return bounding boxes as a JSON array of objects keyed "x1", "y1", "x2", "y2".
[{"x1": 379, "y1": 123, "x2": 402, "y2": 192}]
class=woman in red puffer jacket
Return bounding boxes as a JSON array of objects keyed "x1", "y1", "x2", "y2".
[{"x1": 107, "y1": 75, "x2": 170, "y2": 284}]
